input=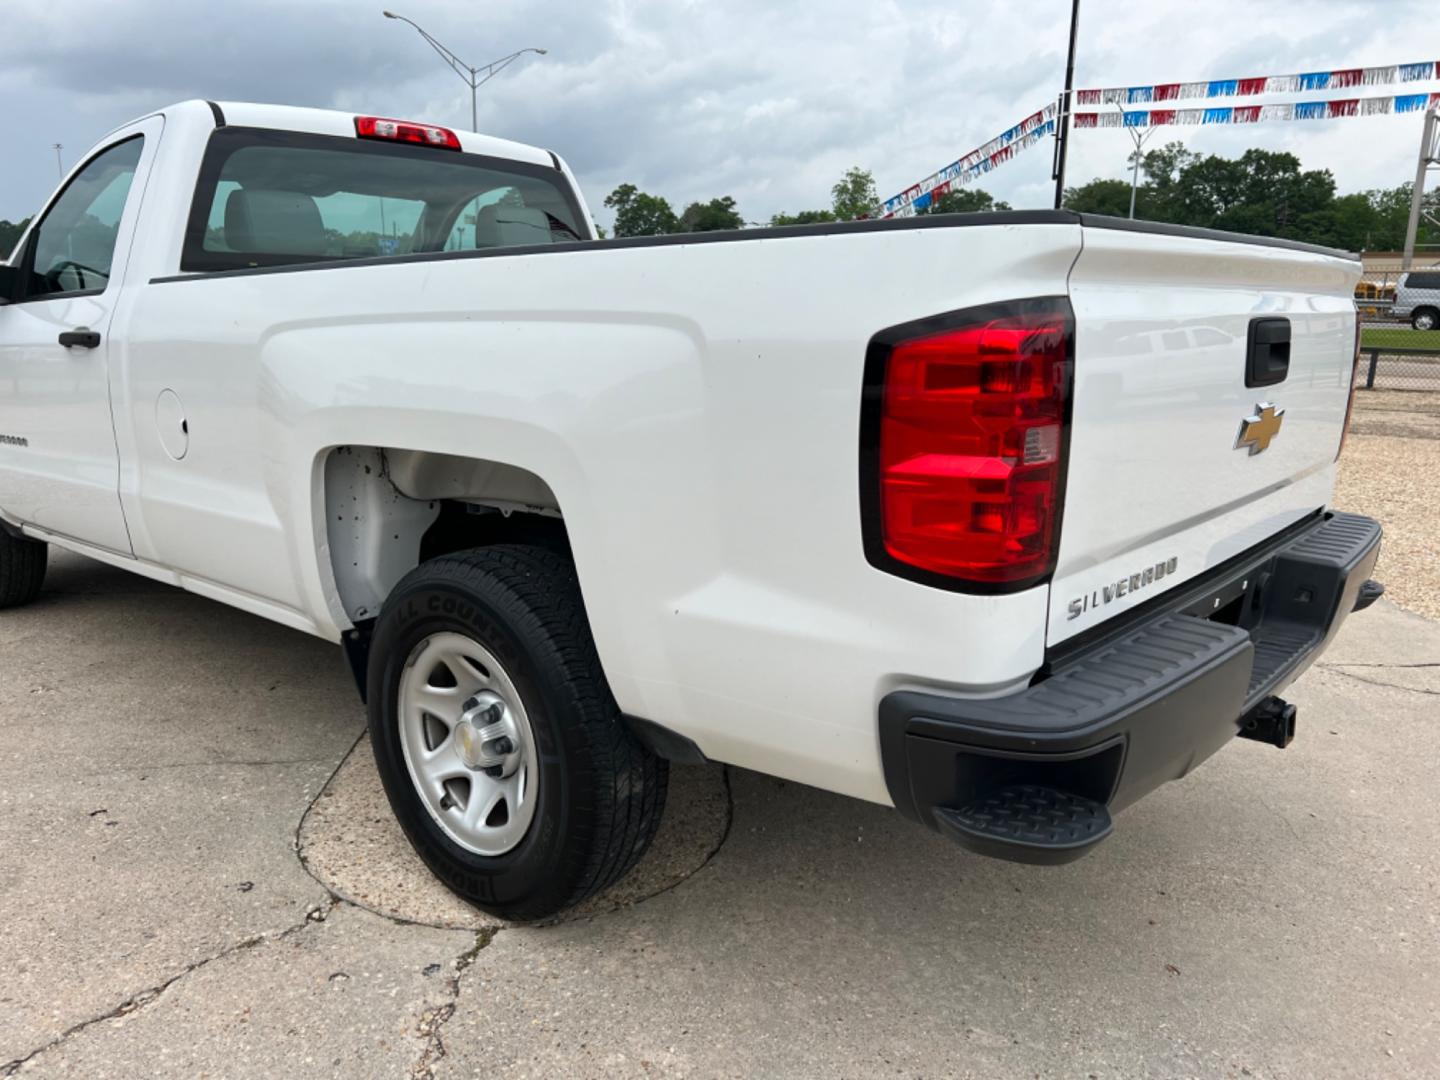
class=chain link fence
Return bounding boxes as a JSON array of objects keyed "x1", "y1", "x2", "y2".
[{"x1": 1356, "y1": 253, "x2": 1440, "y2": 391}]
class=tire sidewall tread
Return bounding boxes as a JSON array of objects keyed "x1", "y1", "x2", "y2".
[
  {"x1": 0, "y1": 531, "x2": 47, "y2": 609},
  {"x1": 367, "y1": 544, "x2": 666, "y2": 921}
]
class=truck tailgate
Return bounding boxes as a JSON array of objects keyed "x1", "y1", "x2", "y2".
[{"x1": 1048, "y1": 224, "x2": 1360, "y2": 646}]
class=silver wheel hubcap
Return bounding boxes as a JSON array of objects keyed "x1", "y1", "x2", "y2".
[
  {"x1": 1418, "y1": 313, "x2": 1436, "y2": 330},
  {"x1": 398, "y1": 631, "x2": 538, "y2": 856}
]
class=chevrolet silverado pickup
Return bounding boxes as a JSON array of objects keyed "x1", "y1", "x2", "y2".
[{"x1": 0, "y1": 101, "x2": 1383, "y2": 919}]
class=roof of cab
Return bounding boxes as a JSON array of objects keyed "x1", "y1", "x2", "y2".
[{"x1": 202, "y1": 100, "x2": 555, "y2": 168}]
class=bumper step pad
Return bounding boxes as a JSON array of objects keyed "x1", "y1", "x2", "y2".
[
  {"x1": 882, "y1": 511, "x2": 1383, "y2": 868},
  {"x1": 933, "y1": 784, "x2": 1113, "y2": 865},
  {"x1": 1243, "y1": 512, "x2": 1384, "y2": 708}
]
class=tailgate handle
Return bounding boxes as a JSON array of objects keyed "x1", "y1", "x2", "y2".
[{"x1": 1246, "y1": 318, "x2": 1290, "y2": 388}]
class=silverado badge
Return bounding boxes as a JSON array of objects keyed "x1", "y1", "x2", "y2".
[{"x1": 1235, "y1": 403, "x2": 1284, "y2": 456}]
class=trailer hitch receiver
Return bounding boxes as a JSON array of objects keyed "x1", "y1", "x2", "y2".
[{"x1": 1239, "y1": 696, "x2": 1297, "y2": 749}]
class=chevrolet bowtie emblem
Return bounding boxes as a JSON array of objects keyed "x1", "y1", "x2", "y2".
[{"x1": 1236, "y1": 402, "x2": 1285, "y2": 455}]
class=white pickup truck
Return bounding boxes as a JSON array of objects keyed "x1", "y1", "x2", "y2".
[{"x1": 0, "y1": 101, "x2": 1383, "y2": 919}]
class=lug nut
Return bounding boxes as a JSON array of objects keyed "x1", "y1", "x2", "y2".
[{"x1": 462, "y1": 697, "x2": 503, "y2": 723}]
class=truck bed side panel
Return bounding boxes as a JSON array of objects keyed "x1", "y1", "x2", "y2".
[{"x1": 124, "y1": 223, "x2": 1083, "y2": 804}]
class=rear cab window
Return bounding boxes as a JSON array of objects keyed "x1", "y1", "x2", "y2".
[{"x1": 180, "y1": 128, "x2": 586, "y2": 272}]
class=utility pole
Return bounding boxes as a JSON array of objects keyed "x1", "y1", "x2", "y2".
[
  {"x1": 1052, "y1": 0, "x2": 1082, "y2": 210},
  {"x1": 52, "y1": 143, "x2": 64, "y2": 180},
  {"x1": 1402, "y1": 101, "x2": 1439, "y2": 271}
]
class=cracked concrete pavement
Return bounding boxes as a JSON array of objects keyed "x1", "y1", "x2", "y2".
[{"x1": 2, "y1": 550, "x2": 1437, "y2": 1078}]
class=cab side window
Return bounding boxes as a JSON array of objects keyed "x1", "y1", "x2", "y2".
[{"x1": 22, "y1": 136, "x2": 144, "y2": 300}]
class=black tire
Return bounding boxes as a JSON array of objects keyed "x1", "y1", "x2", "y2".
[
  {"x1": 0, "y1": 529, "x2": 47, "y2": 608},
  {"x1": 366, "y1": 544, "x2": 668, "y2": 921},
  {"x1": 1412, "y1": 307, "x2": 1438, "y2": 332}
]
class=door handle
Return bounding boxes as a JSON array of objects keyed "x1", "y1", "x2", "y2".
[{"x1": 58, "y1": 327, "x2": 101, "y2": 350}]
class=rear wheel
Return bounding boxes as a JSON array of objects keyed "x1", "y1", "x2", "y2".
[
  {"x1": 1413, "y1": 308, "x2": 1438, "y2": 331},
  {"x1": 0, "y1": 529, "x2": 47, "y2": 609},
  {"x1": 367, "y1": 544, "x2": 668, "y2": 921}
]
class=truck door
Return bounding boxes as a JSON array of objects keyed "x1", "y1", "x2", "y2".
[{"x1": 0, "y1": 117, "x2": 162, "y2": 553}]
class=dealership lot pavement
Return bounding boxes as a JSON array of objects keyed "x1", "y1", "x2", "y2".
[
  {"x1": 1336, "y1": 390, "x2": 1440, "y2": 620},
  {"x1": 2, "y1": 551, "x2": 1437, "y2": 1078}
]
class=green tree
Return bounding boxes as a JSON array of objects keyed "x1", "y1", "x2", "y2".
[
  {"x1": 1362, "y1": 184, "x2": 1416, "y2": 250},
  {"x1": 1, "y1": 217, "x2": 31, "y2": 260},
  {"x1": 1123, "y1": 146, "x2": 1338, "y2": 239},
  {"x1": 603, "y1": 184, "x2": 679, "y2": 237},
  {"x1": 678, "y1": 196, "x2": 745, "y2": 232},
  {"x1": 1320, "y1": 192, "x2": 1380, "y2": 251},
  {"x1": 1061, "y1": 142, "x2": 1421, "y2": 250},
  {"x1": 770, "y1": 209, "x2": 839, "y2": 226},
  {"x1": 1053, "y1": 141, "x2": 1440, "y2": 249},
  {"x1": 1062, "y1": 178, "x2": 1137, "y2": 216},
  {"x1": 1139, "y1": 141, "x2": 1199, "y2": 180},
  {"x1": 1199, "y1": 151, "x2": 1330, "y2": 236},
  {"x1": 1351, "y1": 183, "x2": 1440, "y2": 250},
  {"x1": 831, "y1": 167, "x2": 878, "y2": 221},
  {"x1": 919, "y1": 188, "x2": 1012, "y2": 215},
  {"x1": 1134, "y1": 141, "x2": 1199, "y2": 221}
]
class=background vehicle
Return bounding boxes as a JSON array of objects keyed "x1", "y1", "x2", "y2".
[
  {"x1": 0, "y1": 101, "x2": 1380, "y2": 918},
  {"x1": 1390, "y1": 269, "x2": 1440, "y2": 330},
  {"x1": 1352, "y1": 278, "x2": 1395, "y2": 320}
]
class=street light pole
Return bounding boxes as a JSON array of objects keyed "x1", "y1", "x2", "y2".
[
  {"x1": 1115, "y1": 105, "x2": 1156, "y2": 219},
  {"x1": 382, "y1": 11, "x2": 545, "y2": 131},
  {"x1": 52, "y1": 143, "x2": 64, "y2": 180}
]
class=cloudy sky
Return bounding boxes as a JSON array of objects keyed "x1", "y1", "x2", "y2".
[{"x1": 1, "y1": 0, "x2": 1435, "y2": 227}]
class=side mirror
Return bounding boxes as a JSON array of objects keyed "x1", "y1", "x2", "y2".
[{"x1": 0, "y1": 264, "x2": 18, "y2": 305}]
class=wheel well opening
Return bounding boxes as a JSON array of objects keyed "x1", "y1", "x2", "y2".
[
  {"x1": 419, "y1": 501, "x2": 570, "y2": 563},
  {"x1": 322, "y1": 446, "x2": 569, "y2": 626}
]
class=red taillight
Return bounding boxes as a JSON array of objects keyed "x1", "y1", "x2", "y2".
[
  {"x1": 1337, "y1": 309, "x2": 1362, "y2": 460},
  {"x1": 354, "y1": 115, "x2": 461, "y2": 151},
  {"x1": 866, "y1": 301, "x2": 1073, "y2": 587}
]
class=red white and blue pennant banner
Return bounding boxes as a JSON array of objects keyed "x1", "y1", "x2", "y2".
[
  {"x1": 1076, "y1": 92, "x2": 1440, "y2": 129},
  {"x1": 879, "y1": 63, "x2": 1440, "y2": 220},
  {"x1": 1077, "y1": 61, "x2": 1439, "y2": 105},
  {"x1": 881, "y1": 104, "x2": 1056, "y2": 218}
]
